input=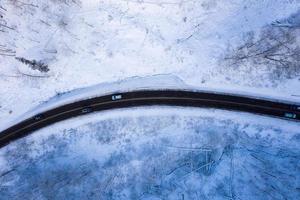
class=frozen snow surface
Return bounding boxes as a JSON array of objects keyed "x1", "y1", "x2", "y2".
[{"x1": 0, "y1": 107, "x2": 300, "y2": 199}]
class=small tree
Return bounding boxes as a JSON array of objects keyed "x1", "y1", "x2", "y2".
[{"x1": 15, "y1": 57, "x2": 50, "y2": 73}]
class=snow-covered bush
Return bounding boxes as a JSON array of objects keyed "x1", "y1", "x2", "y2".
[{"x1": 15, "y1": 57, "x2": 49, "y2": 73}]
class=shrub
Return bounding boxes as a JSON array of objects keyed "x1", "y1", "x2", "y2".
[{"x1": 15, "y1": 57, "x2": 50, "y2": 73}]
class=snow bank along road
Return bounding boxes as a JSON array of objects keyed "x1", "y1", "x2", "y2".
[{"x1": 1, "y1": 90, "x2": 300, "y2": 148}]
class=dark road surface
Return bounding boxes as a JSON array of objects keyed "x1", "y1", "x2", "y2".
[{"x1": 1, "y1": 90, "x2": 300, "y2": 148}]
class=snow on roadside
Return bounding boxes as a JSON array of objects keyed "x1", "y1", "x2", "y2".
[{"x1": 1, "y1": 74, "x2": 300, "y2": 133}]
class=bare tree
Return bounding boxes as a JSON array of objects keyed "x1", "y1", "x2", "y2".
[
  {"x1": 0, "y1": 44, "x2": 15, "y2": 56},
  {"x1": 223, "y1": 25, "x2": 300, "y2": 80},
  {"x1": 0, "y1": 4, "x2": 14, "y2": 32},
  {"x1": 0, "y1": 4, "x2": 16, "y2": 57}
]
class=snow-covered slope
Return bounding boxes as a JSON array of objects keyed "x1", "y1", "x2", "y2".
[{"x1": 0, "y1": 0, "x2": 300, "y2": 125}]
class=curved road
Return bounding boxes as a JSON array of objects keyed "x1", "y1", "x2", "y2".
[{"x1": 1, "y1": 90, "x2": 300, "y2": 148}]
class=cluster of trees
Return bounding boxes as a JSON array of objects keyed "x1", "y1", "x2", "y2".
[{"x1": 223, "y1": 23, "x2": 300, "y2": 80}]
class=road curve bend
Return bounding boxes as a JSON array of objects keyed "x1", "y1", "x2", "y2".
[{"x1": 1, "y1": 90, "x2": 300, "y2": 148}]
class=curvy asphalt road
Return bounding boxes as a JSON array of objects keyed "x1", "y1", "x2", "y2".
[{"x1": 1, "y1": 90, "x2": 300, "y2": 148}]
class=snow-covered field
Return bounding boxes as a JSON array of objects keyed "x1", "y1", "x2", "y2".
[
  {"x1": 0, "y1": 107, "x2": 300, "y2": 199},
  {"x1": 0, "y1": 0, "x2": 300, "y2": 124}
]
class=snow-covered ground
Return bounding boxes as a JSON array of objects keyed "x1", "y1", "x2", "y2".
[
  {"x1": 1, "y1": 1, "x2": 300, "y2": 199},
  {"x1": 0, "y1": 0, "x2": 300, "y2": 124},
  {"x1": 0, "y1": 107, "x2": 300, "y2": 199}
]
